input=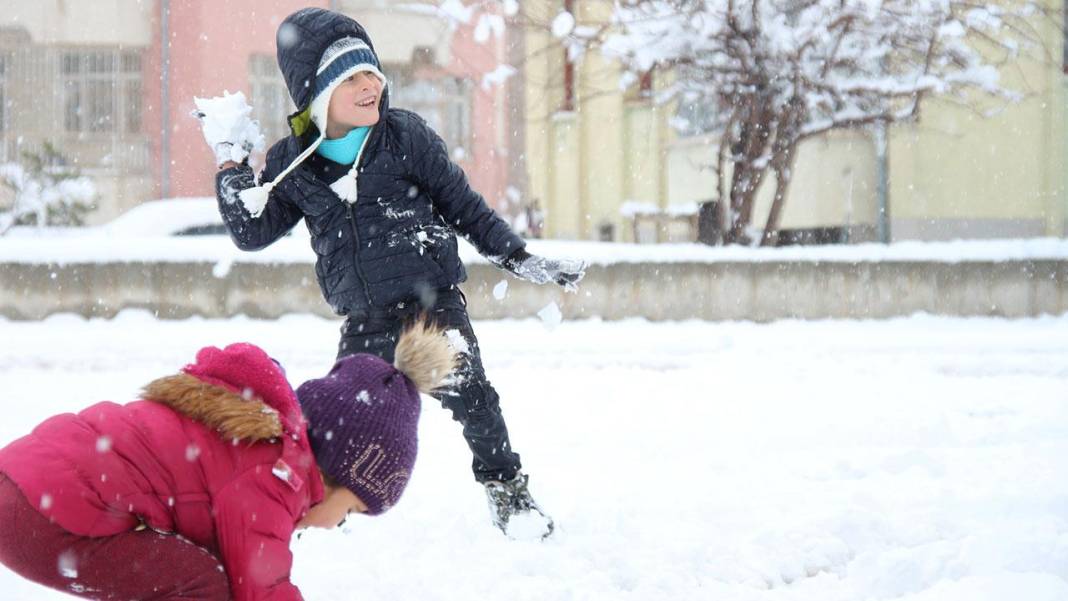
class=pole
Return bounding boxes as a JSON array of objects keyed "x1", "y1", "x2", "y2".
[
  {"x1": 160, "y1": 0, "x2": 171, "y2": 199},
  {"x1": 874, "y1": 120, "x2": 889, "y2": 243}
]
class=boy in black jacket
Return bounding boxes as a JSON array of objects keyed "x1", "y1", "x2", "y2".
[{"x1": 198, "y1": 8, "x2": 584, "y2": 538}]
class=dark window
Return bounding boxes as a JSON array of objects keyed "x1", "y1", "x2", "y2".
[
  {"x1": 639, "y1": 69, "x2": 653, "y2": 97},
  {"x1": 62, "y1": 49, "x2": 143, "y2": 134},
  {"x1": 389, "y1": 66, "x2": 472, "y2": 153}
]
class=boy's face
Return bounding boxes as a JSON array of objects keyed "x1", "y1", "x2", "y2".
[{"x1": 326, "y1": 71, "x2": 384, "y2": 137}]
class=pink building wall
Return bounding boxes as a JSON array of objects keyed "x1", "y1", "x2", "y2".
[
  {"x1": 144, "y1": 2, "x2": 512, "y2": 210},
  {"x1": 145, "y1": 0, "x2": 326, "y2": 200},
  {"x1": 444, "y1": 18, "x2": 510, "y2": 212}
]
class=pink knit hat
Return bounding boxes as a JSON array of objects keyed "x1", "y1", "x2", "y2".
[{"x1": 182, "y1": 343, "x2": 304, "y2": 436}]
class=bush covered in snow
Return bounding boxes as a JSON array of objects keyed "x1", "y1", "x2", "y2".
[{"x1": 0, "y1": 143, "x2": 97, "y2": 235}]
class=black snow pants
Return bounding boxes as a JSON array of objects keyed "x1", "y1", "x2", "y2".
[{"x1": 337, "y1": 286, "x2": 522, "y2": 483}]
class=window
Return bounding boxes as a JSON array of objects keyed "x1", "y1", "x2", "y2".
[
  {"x1": 638, "y1": 69, "x2": 653, "y2": 98},
  {"x1": 673, "y1": 66, "x2": 719, "y2": 137},
  {"x1": 389, "y1": 68, "x2": 472, "y2": 153},
  {"x1": 248, "y1": 54, "x2": 293, "y2": 144},
  {"x1": 62, "y1": 49, "x2": 143, "y2": 134},
  {"x1": 122, "y1": 53, "x2": 142, "y2": 134}
]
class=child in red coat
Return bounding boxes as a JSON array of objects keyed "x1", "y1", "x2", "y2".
[{"x1": 0, "y1": 322, "x2": 454, "y2": 600}]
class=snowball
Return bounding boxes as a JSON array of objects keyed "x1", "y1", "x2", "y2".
[
  {"x1": 493, "y1": 279, "x2": 509, "y2": 301},
  {"x1": 192, "y1": 90, "x2": 266, "y2": 159},
  {"x1": 445, "y1": 329, "x2": 470, "y2": 355},
  {"x1": 277, "y1": 22, "x2": 300, "y2": 49},
  {"x1": 537, "y1": 302, "x2": 563, "y2": 330},
  {"x1": 57, "y1": 551, "x2": 78, "y2": 579},
  {"x1": 552, "y1": 11, "x2": 576, "y2": 38},
  {"x1": 212, "y1": 258, "x2": 233, "y2": 279}
]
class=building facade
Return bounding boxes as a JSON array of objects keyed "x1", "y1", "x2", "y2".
[
  {"x1": 520, "y1": 0, "x2": 1067, "y2": 243},
  {"x1": 1, "y1": 0, "x2": 515, "y2": 224}
]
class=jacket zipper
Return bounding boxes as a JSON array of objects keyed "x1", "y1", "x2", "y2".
[{"x1": 345, "y1": 126, "x2": 377, "y2": 307}]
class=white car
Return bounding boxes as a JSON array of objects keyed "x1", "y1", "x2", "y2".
[
  {"x1": 100, "y1": 197, "x2": 229, "y2": 237},
  {"x1": 8, "y1": 197, "x2": 306, "y2": 238}
]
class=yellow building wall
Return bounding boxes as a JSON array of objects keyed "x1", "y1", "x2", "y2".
[
  {"x1": 665, "y1": 130, "x2": 879, "y2": 234},
  {"x1": 522, "y1": 0, "x2": 1065, "y2": 242},
  {"x1": 888, "y1": 55, "x2": 1065, "y2": 238},
  {"x1": 522, "y1": 0, "x2": 683, "y2": 241}
]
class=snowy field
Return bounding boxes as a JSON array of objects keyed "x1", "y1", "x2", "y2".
[{"x1": 0, "y1": 312, "x2": 1066, "y2": 600}]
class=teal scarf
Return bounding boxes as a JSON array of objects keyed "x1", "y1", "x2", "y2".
[{"x1": 316, "y1": 126, "x2": 370, "y2": 165}]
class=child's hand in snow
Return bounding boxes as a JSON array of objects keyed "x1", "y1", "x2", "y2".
[{"x1": 191, "y1": 91, "x2": 266, "y2": 167}]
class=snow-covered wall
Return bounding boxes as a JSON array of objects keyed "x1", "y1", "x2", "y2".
[{"x1": 1, "y1": 246, "x2": 1064, "y2": 320}]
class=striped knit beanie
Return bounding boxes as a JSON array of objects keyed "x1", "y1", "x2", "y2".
[{"x1": 239, "y1": 28, "x2": 387, "y2": 213}]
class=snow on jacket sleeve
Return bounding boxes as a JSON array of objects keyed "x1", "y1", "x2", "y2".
[
  {"x1": 407, "y1": 113, "x2": 525, "y2": 261},
  {"x1": 215, "y1": 139, "x2": 304, "y2": 251},
  {"x1": 212, "y1": 467, "x2": 305, "y2": 601}
]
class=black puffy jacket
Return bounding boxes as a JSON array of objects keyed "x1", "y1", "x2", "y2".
[{"x1": 214, "y1": 8, "x2": 524, "y2": 315}]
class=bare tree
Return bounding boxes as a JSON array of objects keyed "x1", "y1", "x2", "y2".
[
  {"x1": 604, "y1": 0, "x2": 1060, "y2": 245},
  {"x1": 436, "y1": 1, "x2": 1054, "y2": 244}
]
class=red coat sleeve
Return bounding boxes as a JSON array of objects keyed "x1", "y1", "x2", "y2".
[{"x1": 212, "y1": 468, "x2": 305, "y2": 601}]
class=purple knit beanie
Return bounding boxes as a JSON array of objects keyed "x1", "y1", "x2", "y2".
[{"x1": 296, "y1": 354, "x2": 421, "y2": 515}]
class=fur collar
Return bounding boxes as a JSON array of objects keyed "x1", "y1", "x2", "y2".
[{"x1": 142, "y1": 373, "x2": 283, "y2": 442}]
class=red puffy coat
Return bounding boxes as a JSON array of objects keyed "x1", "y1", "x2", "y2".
[{"x1": 0, "y1": 343, "x2": 324, "y2": 601}]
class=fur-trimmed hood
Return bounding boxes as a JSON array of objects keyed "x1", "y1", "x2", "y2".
[
  {"x1": 141, "y1": 342, "x2": 304, "y2": 443},
  {"x1": 142, "y1": 373, "x2": 284, "y2": 442}
]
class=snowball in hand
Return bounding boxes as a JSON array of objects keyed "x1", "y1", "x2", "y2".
[{"x1": 192, "y1": 91, "x2": 265, "y2": 164}]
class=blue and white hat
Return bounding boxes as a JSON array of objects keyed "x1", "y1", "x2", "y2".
[
  {"x1": 308, "y1": 37, "x2": 386, "y2": 133},
  {"x1": 239, "y1": 37, "x2": 387, "y2": 213}
]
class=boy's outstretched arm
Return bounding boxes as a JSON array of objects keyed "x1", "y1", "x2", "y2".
[
  {"x1": 407, "y1": 113, "x2": 586, "y2": 289},
  {"x1": 192, "y1": 92, "x2": 302, "y2": 252},
  {"x1": 213, "y1": 469, "x2": 306, "y2": 601},
  {"x1": 214, "y1": 141, "x2": 304, "y2": 252},
  {"x1": 408, "y1": 113, "x2": 524, "y2": 261}
]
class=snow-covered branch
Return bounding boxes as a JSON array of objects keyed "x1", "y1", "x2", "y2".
[{"x1": 597, "y1": 0, "x2": 1055, "y2": 245}]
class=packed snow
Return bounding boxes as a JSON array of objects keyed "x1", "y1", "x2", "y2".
[
  {"x1": 191, "y1": 90, "x2": 266, "y2": 166},
  {"x1": 0, "y1": 312, "x2": 1065, "y2": 600}
]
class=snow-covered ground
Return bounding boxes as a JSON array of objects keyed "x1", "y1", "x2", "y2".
[{"x1": 0, "y1": 313, "x2": 1066, "y2": 600}]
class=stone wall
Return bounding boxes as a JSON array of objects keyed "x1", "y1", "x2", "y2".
[{"x1": 1, "y1": 260, "x2": 1064, "y2": 321}]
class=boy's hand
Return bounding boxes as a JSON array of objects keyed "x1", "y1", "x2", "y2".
[
  {"x1": 192, "y1": 91, "x2": 266, "y2": 167},
  {"x1": 504, "y1": 249, "x2": 587, "y2": 292}
]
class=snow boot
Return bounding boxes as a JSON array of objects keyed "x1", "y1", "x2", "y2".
[{"x1": 484, "y1": 473, "x2": 554, "y2": 540}]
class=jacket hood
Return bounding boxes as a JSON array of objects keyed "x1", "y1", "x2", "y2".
[
  {"x1": 141, "y1": 342, "x2": 305, "y2": 443},
  {"x1": 142, "y1": 373, "x2": 283, "y2": 442},
  {"x1": 276, "y1": 7, "x2": 390, "y2": 140}
]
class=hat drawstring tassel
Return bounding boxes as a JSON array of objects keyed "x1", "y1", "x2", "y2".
[
  {"x1": 238, "y1": 182, "x2": 274, "y2": 218},
  {"x1": 238, "y1": 131, "x2": 325, "y2": 218},
  {"x1": 330, "y1": 166, "x2": 359, "y2": 204}
]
